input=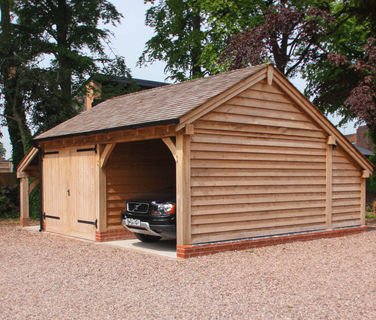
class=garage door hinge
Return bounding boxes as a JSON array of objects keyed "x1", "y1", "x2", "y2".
[
  {"x1": 77, "y1": 219, "x2": 98, "y2": 228},
  {"x1": 43, "y1": 151, "x2": 59, "y2": 157},
  {"x1": 76, "y1": 146, "x2": 97, "y2": 153},
  {"x1": 43, "y1": 212, "x2": 60, "y2": 220}
]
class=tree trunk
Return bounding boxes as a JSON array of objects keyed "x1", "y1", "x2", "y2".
[
  {"x1": 56, "y1": 0, "x2": 72, "y2": 106},
  {"x1": 0, "y1": 0, "x2": 31, "y2": 165},
  {"x1": 191, "y1": 9, "x2": 202, "y2": 78}
]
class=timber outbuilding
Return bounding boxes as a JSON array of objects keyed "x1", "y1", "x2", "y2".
[{"x1": 17, "y1": 64, "x2": 374, "y2": 258}]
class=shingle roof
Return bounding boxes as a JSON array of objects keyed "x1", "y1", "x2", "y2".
[
  {"x1": 353, "y1": 144, "x2": 374, "y2": 156},
  {"x1": 35, "y1": 64, "x2": 265, "y2": 140}
]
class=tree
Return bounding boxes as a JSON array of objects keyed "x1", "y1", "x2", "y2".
[
  {"x1": 140, "y1": 0, "x2": 205, "y2": 81},
  {"x1": 14, "y1": 0, "x2": 123, "y2": 134},
  {"x1": 0, "y1": 0, "x2": 125, "y2": 166},
  {"x1": 140, "y1": 0, "x2": 268, "y2": 80},
  {"x1": 221, "y1": 0, "x2": 333, "y2": 77},
  {"x1": 0, "y1": 140, "x2": 6, "y2": 159},
  {"x1": 303, "y1": 0, "x2": 376, "y2": 144},
  {"x1": 0, "y1": 0, "x2": 32, "y2": 166}
]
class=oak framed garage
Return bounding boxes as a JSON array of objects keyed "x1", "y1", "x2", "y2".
[{"x1": 18, "y1": 64, "x2": 373, "y2": 257}]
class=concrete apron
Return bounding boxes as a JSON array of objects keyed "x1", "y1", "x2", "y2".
[
  {"x1": 21, "y1": 225, "x2": 177, "y2": 259},
  {"x1": 99, "y1": 239, "x2": 177, "y2": 259}
]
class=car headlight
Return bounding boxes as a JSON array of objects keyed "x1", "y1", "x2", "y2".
[{"x1": 151, "y1": 202, "x2": 176, "y2": 216}]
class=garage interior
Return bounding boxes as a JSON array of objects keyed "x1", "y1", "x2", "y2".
[{"x1": 105, "y1": 139, "x2": 176, "y2": 235}]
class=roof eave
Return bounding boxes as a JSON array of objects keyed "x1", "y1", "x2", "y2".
[{"x1": 34, "y1": 118, "x2": 180, "y2": 143}]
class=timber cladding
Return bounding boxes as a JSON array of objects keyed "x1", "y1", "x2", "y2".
[
  {"x1": 20, "y1": 64, "x2": 372, "y2": 254},
  {"x1": 332, "y1": 146, "x2": 362, "y2": 227},
  {"x1": 190, "y1": 80, "x2": 331, "y2": 244},
  {"x1": 106, "y1": 140, "x2": 176, "y2": 228}
]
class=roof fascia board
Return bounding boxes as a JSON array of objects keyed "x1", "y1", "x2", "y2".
[
  {"x1": 34, "y1": 118, "x2": 179, "y2": 143},
  {"x1": 17, "y1": 147, "x2": 39, "y2": 177},
  {"x1": 176, "y1": 67, "x2": 267, "y2": 131},
  {"x1": 272, "y1": 70, "x2": 374, "y2": 172}
]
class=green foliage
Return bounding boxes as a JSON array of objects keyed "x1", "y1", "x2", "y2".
[
  {"x1": 140, "y1": 0, "x2": 268, "y2": 81},
  {"x1": 0, "y1": 185, "x2": 19, "y2": 219},
  {"x1": 0, "y1": 141, "x2": 6, "y2": 159},
  {"x1": 29, "y1": 184, "x2": 41, "y2": 220},
  {"x1": 13, "y1": 0, "x2": 124, "y2": 135},
  {"x1": 0, "y1": 0, "x2": 33, "y2": 166},
  {"x1": 1, "y1": 1, "x2": 126, "y2": 167},
  {"x1": 141, "y1": 0, "x2": 205, "y2": 81},
  {"x1": 303, "y1": 0, "x2": 376, "y2": 137}
]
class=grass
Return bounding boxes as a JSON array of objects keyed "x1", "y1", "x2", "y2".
[
  {"x1": 0, "y1": 217, "x2": 39, "y2": 226},
  {"x1": 366, "y1": 212, "x2": 376, "y2": 220}
]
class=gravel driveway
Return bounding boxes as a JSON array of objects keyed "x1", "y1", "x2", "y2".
[{"x1": 1, "y1": 222, "x2": 375, "y2": 320}]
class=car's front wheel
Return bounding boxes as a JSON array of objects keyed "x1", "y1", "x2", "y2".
[{"x1": 135, "y1": 233, "x2": 161, "y2": 243}]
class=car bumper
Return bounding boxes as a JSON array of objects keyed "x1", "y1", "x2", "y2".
[{"x1": 122, "y1": 219, "x2": 176, "y2": 239}]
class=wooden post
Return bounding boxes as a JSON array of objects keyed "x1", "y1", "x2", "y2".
[
  {"x1": 20, "y1": 176, "x2": 29, "y2": 227},
  {"x1": 360, "y1": 175, "x2": 367, "y2": 226},
  {"x1": 176, "y1": 134, "x2": 191, "y2": 246},
  {"x1": 267, "y1": 64, "x2": 274, "y2": 85},
  {"x1": 326, "y1": 136, "x2": 335, "y2": 229},
  {"x1": 96, "y1": 145, "x2": 107, "y2": 233}
]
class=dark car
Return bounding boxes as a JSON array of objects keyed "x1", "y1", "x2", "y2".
[{"x1": 121, "y1": 189, "x2": 176, "y2": 242}]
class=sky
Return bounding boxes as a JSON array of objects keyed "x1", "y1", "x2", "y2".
[{"x1": 0, "y1": 0, "x2": 357, "y2": 159}]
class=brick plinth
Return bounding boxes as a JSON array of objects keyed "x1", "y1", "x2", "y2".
[
  {"x1": 95, "y1": 228, "x2": 135, "y2": 242},
  {"x1": 177, "y1": 226, "x2": 368, "y2": 259}
]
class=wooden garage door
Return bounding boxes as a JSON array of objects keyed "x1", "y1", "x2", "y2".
[
  {"x1": 43, "y1": 147, "x2": 96, "y2": 240},
  {"x1": 43, "y1": 149, "x2": 68, "y2": 233},
  {"x1": 69, "y1": 147, "x2": 96, "y2": 240}
]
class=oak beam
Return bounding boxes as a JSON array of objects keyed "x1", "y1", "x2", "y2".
[
  {"x1": 29, "y1": 178, "x2": 39, "y2": 194},
  {"x1": 96, "y1": 145, "x2": 107, "y2": 232},
  {"x1": 361, "y1": 176, "x2": 366, "y2": 226},
  {"x1": 176, "y1": 134, "x2": 192, "y2": 246},
  {"x1": 185, "y1": 124, "x2": 195, "y2": 135},
  {"x1": 267, "y1": 64, "x2": 273, "y2": 85},
  {"x1": 20, "y1": 176, "x2": 29, "y2": 227},
  {"x1": 100, "y1": 143, "x2": 116, "y2": 168},
  {"x1": 362, "y1": 170, "x2": 371, "y2": 179},
  {"x1": 326, "y1": 136, "x2": 335, "y2": 229},
  {"x1": 39, "y1": 124, "x2": 177, "y2": 149},
  {"x1": 162, "y1": 137, "x2": 177, "y2": 161}
]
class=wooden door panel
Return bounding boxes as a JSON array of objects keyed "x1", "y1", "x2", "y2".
[
  {"x1": 69, "y1": 147, "x2": 96, "y2": 240},
  {"x1": 43, "y1": 149, "x2": 68, "y2": 233}
]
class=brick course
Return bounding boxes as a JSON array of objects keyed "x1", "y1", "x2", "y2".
[
  {"x1": 95, "y1": 228, "x2": 135, "y2": 242},
  {"x1": 177, "y1": 226, "x2": 368, "y2": 259}
]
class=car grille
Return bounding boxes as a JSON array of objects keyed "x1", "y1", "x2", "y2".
[{"x1": 127, "y1": 202, "x2": 149, "y2": 214}]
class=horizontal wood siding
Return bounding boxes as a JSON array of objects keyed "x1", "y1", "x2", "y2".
[
  {"x1": 332, "y1": 146, "x2": 361, "y2": 228},
  {"x1": 191, "y1": 80, "x2": 328, "y2": 244},
  {"x1": 106, "y1": 140, "x2": 175, "y2": 227}
]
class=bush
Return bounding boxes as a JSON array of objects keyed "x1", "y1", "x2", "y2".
[
  {"x1": 0, "y1": 185, "x2": 19, "y2": 218},
  {"x1": 30, "y1": 184, "x2": 41, "y2": 219}
]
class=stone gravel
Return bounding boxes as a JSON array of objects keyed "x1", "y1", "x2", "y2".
[{"x1": 1, "y1": 222, "x2": 375, "y2": 320}]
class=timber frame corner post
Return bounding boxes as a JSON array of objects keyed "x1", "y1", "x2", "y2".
[
  {"x1": 361, "y1": 170, "x2": 371, "y2": 226},
  {"x1": 325, "y1": 135, "x2": 336, "y2": 230},
  {"x1": 175, "y1": 126, "x2": 193, "y2": 246},
  {"x1": 18, "y1": 173, "x2": 30, "y2": 227},
  {"x1": 16, "y1": 147, "x2": 40, "y2": 227},
  {"x1": 96, "y1": 143, "x2": 116, "y2": 234}
]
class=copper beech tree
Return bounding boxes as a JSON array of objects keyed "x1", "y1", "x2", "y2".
[{"x1": 221, "y1": 1, "x2": 333, "y2": 77}]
